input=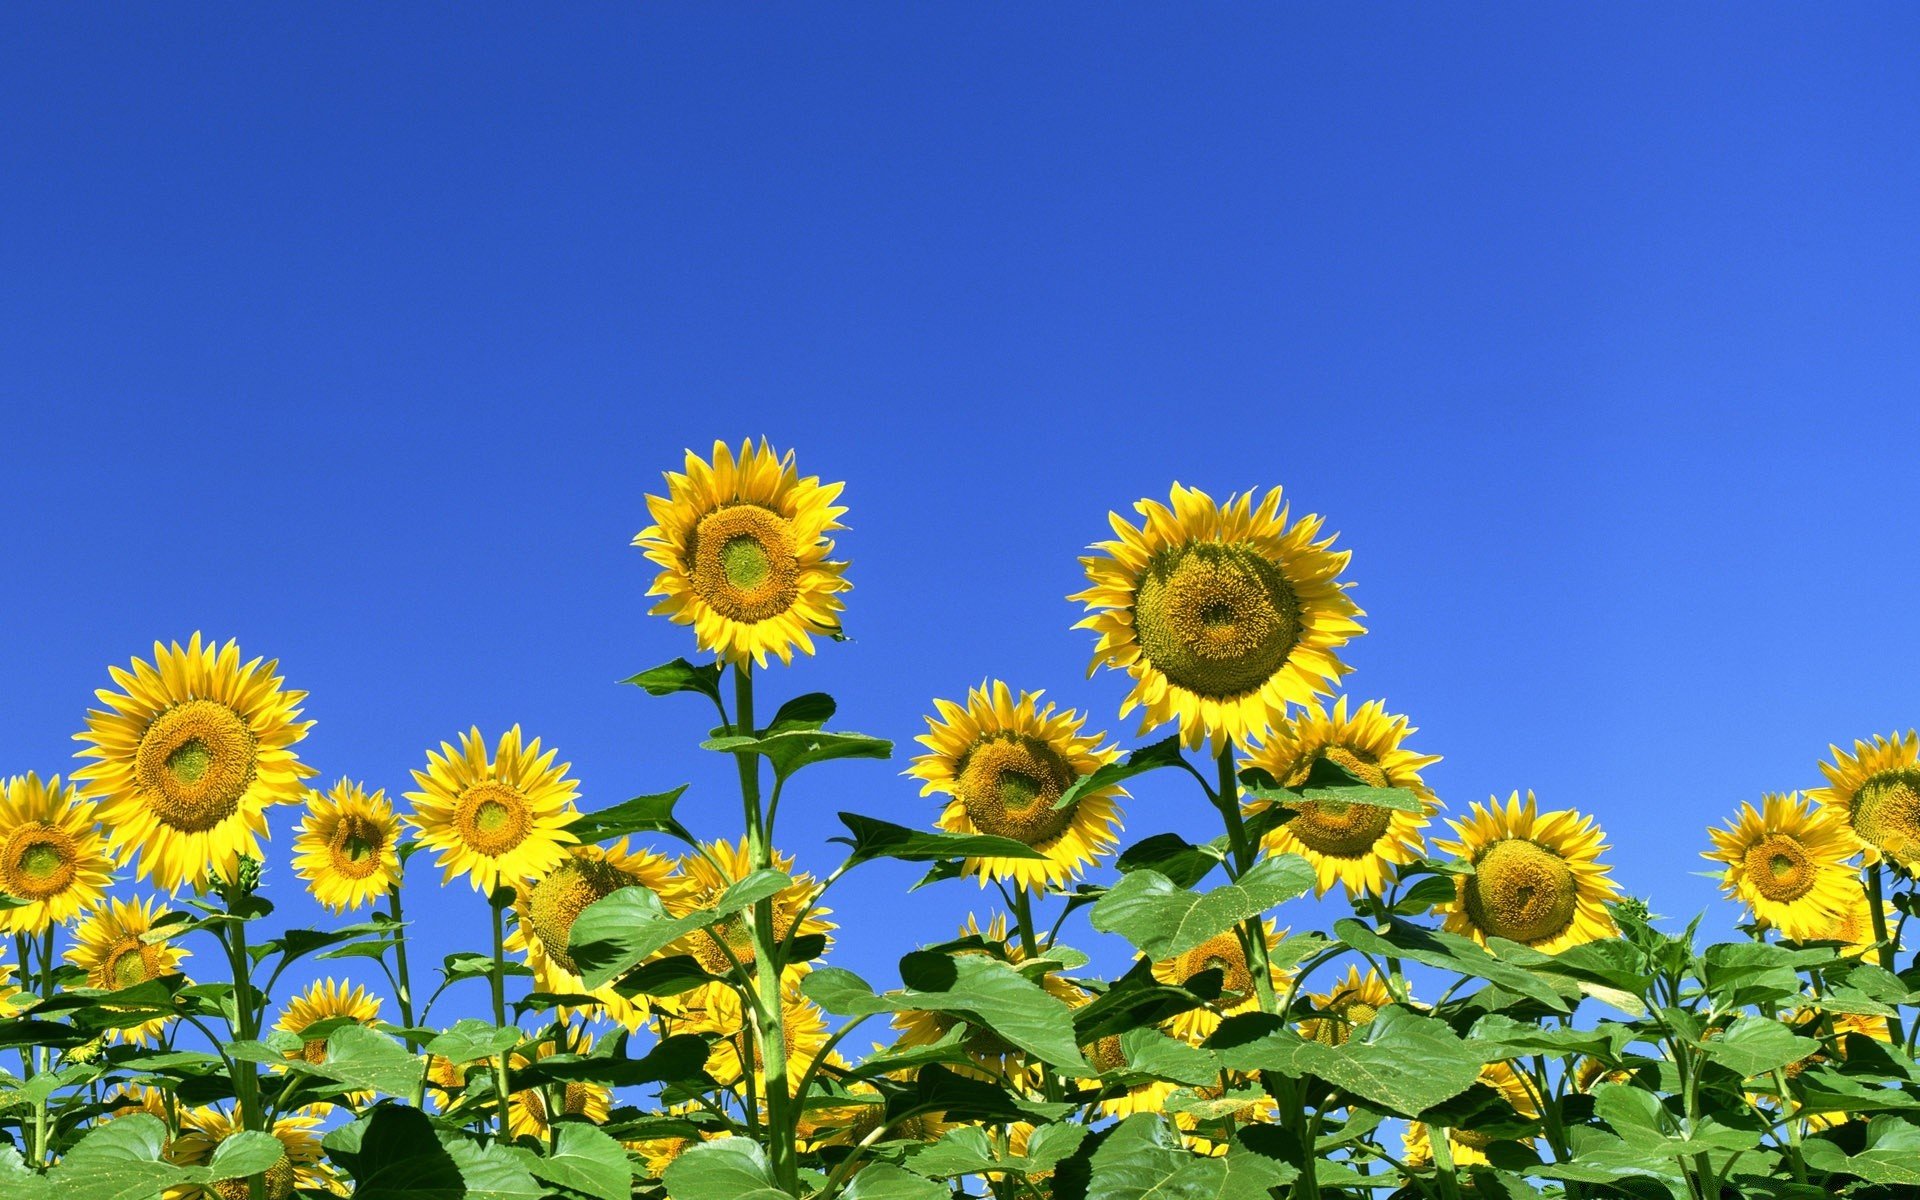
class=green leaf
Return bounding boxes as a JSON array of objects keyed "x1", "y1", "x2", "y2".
[
  {"x1": 1085, "y1": 1113, "x2": 1296, "y2": 1200},
  {"x1": 251, "y1": 1025, "x2": 426, "y2": 1098},
  {"x1": 805, "y1": 959, "x2": 1091, "y2": 1071},
  {"x1": 1697, "y1": 1014, "x2": 1819, "y2": 1079},
  {"x1": 833, "y1": 812, "x2": 1048, "y2": 865},
  {"x1": 702, "y1": 728, "x2": 893, "y2": 780},
  {"x1": 1801, "y1": 1116, "x2": 1920, "y2": 1185},
  {"x1": 1091, "y1": 856, "x2": 1315, "y2": 961},
  {"x1": 1114, "y1": 833, "x2": 1223, "y2": 890},
  {"x1": 624, "y1": 658, "x2": 723, "y2": 704},
  {"x1": 608, "y1": 954, "x2": 718, "y2": 1000},
  {"x1": 1071, "y1": 959, "x2": 1221, "y2": 1044},
  {"x1": 571, "y1": 870, "x2": 792, "y2": 989},
  {"x1": 566, "y1": 786, "x2": 694, "y2": 844},
  {"x1": 766, "y1": 692, "x2": 836, "y2": 732},
  {"x1": 1054, "y1": 735, "x2": 1187, "y2": 811},
  {"x1": 46, "y1": 1115, "x2": 193, "y2": 1200},
  {"x1": 843, "y1": 1164, "x2": 949, "y2": 1200},
  {"x1": 1212, "y1": 1007, "x2": 1491, "y2": 1117},
  {"x1": 1333, "y1": 917, "x2": 1572, "y2": 1013},
  {"x1": 325, "y1": 1105, "x2": 542, "y2": 1200},
  {"x1": 524, "y1": 1123, "x2": 633, "y2": 1200},
  {"x1": 206, "y1": 1130, "x2": 286, "y2": 1182},
  {"x1": 423, "y1": 1019, "x2": 524, "y2": 1064},
  {"x1": 663, "y1": 1138, "x2": 790, "y2": 1200}
]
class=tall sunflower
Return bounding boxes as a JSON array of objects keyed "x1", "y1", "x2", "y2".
[
  {"x1": 1810, "y1": 730, "x2": 1920, "y2": 866},
  {"x1": 507, "y1": 839, "x2": 683, "y2": 1030},
  {"x1": 1072, "y1": 484, "x2": 1363, "y2": 750},
  {"x1": 1297, "y1": 965, "x2": 1398, "y2": 1047},
  {"x1": 291, "y1": 779, "x2": 403, "y2": 913},
  {"x1": 67, "y1": 896, "x2": 190, "y2": 1045},
  {"x1": 0, "y1": 772, "x2": 113, "y2": 934},
  {"x1": 405, "y1": 726, "x2": 580, "y2": 894},
  {"x1": 168, "y1": 1106, "x2": 330, "y2": 1200},
  {"x1": 1150, "y1": 918, "x2": 1289, "y2": 1043},
  {"x1": 1403, "y1": 1061, "x2": 1540, "y2": 1168},
  {"x1": 910, "y1": 681, "x2": 1124, "y2": 893},
  {"x1": 666, "y1": 838, "x2": 832, "y2": 990},
  {"x1": 1703, "y1": 793, "x2": 1860, "y2": 939},
  {"x1": 635, "y1": 438, "x2": 850, "y2": 667},
  {"x1": 1244, "y1": 697, "x2": 1439, "y2": 898},
  {"x1": 72, "y1": 634, "x2": 315, "y2": 893},
  {"x1": 1434, "y1": 792, "x2": 1620, "y2": 953},
  {"x1": 508, "y1": 1033, "x2": 612, "y2": 1140}
]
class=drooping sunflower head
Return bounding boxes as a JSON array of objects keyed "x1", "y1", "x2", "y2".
[
  {"x1": 1245, "y1": 697, "x2": 1439, "y2": 898},
  {"x1": 910, "y1": 681, "x2": 1124, "y2": 893},
  {"x1": 405, "y1": 726, "x2": 580, "y2": 894},
  {"x1": 0, "y1": 772, "x2": 114, "y2": 934},
  {"x1": 1072, "y1": 484, "x2": 1363, "y2": 750},
  {"x1": 291, "y1": 779, "x2": 403, "y2": 914},
  {"x1": 1434, "y1": 792, "x2": 1620, "y2": 953},
  {"x1": 167, "y1": 1106, "x2": 329, "y2": 1200},
  {"x1": 1297, "y1": 965, "x2": 1397, "y2": 1047},
  {"x1": 1810, "y1": 730, "x2": 1920, "y2": 866},
  {"x1": 508, "y1": 1033, "x2": 612, "y2": 1140},
  {"x1": 67, "y1": 896, "x2": 190, "y2": 1045},
  {"x1": 507, "y1": 839, "x2": 683, "y2": 1030},
  {"x1": 71, "y1": 634, "x2": 315, "y2": 893},
  {"x1": 635, "y1": 438, "x2": 851, "y2": 668},
  {"x1": 1150, "y1": 918, "x2": 1289, "y2": 1043},
  {"x1": 1403, "y1": 1061, "x2": 1539, "y2": 1167},
  {"x1": 274, "y1": 977, "x2": 382, "y2": 1066},
  {"x1": 1703, "y1": 792, "x2": 1860, "y2": 939},
  {"x1": 667, "y1": 838, "x2": 832, "y2": 984}
]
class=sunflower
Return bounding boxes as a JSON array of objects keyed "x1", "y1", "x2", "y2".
[
  {"x1": 1174, "y1": 1086, "x2": 1281, "y2": 1156},
  {"x1": 628, "y1": 1106, "x2": 713, "y2": 1176},
  {"x1": 72, "y1": 634, "x2": 315, "y2": 893},
  {"x1": 635, "y1": 438, "x2": 851, "y2": 668},
  {"x1": 1571, "y1": 1057, "x2": 1633, "y2": 1093},
  {"x1": 678, "y1": 975, "x2": 833, "y2": 1096},
  {"x1": 0, "y1": 942, "x2": 17, "y2": 1013},
  {"x1": 1072, "y1": 484, "x2": 1363, "y2": 751},
  {"x1": 0, "y1": 772, "x2": 113, "y2": 934},
  {"x1": 1066, "y1": 1014, "x2": 1178, "y2": 1118},
  {"x1": 1244, "y1": 698, "x2": 1438, "y2": 898},
  {"x1": 910, "y1": 682, "x2": 1124, "y2": 893},
  {"x1": 167, "y1": 1106, "x2": 330, "y2": 1200},
  {"x1": 291, "y1": 779, "x2": 403, "y2": 914},
  {"x1": 1703, "y1": 793, "x2": 1860, "y2": 938},
  {"x1": 273, "y1": 977, "x2": 382, "y2": 1102},
  {"x1": 892, "y1": 914, "x2": 1085, "y2": 1078},
  {"x1": 1810, "y1": 731, "x2": 1920, "y2": 866},
  {"x1": 105, "y1": 1085, "x2": 175, "y2": 1131},
  {"x1": 799, "y1": 1072, "x2": 952, "y2": 1151},
  {"x1": 507, "y1": 1034, "x2": 612, "y2": 1140},
  {"x1": 1808, "y1": 885, "x2": 1882, "y2": 957},
  {"x1": 405, "y1": 726, "x2": 580, "y2": 894},
  {"x1": 1433, "y1": 792, "x2": 1620, "y2": 953},
  {"x1": 666, "y1": 838, "x2": 832, "y2": 991},
  {"x1": 507, "y1": 839, "x2": 684, "y2": 1030},
  {"x1": 1150, "y1": 918, "x2": 1289, "y2": 1043},
  {"x1": 67, "y1": 896, "x2": 190, "y2": 1045},
  {"x1": 1297, "y1": 966, "x2": 1397, "y2": 1047},
  {"x1": 1403, "y1": 1061, "x2": 1539, "y2": 1168}
]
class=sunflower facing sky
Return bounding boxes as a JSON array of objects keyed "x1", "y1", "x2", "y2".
[
  {"x1": 405, "y1": 726, "x2": 581, "y2": 895},
  {"x1": 1243, "y1": 697, "x2": 1439, "y2": 898},
  {"x1": 507, "y1": 839, "x2": 683, "y2": 1030},
  {"x1": 910, "y1": 681, "x2": 1124, "y2": 892},
  {"x1": 1810, "y1": 730, "x2": 1920, "y2": 867},
  {"x1": 635, "y1": 438, "x2": 851, "y2": 668},
  {"x1": 275, "y1": 977, "x2": 382, "y2": 1065},
  {"x1": 1434, "y1": 792, "x2": 1620, "y2": 953},
  {"x1": 66, "y1": 896, "x2": 189, "y2": 1045},
  {"x1": 71, "y1": 634, "x2": 315, "y2": 893},
  {"x1": 1072, "y1": 484, "x2": 1364, "y2": 750},
  {"x1": 0, "y1": 772, "x2": 113, "y2": 934},
  {"x1": 1703, "y1": 792, "x2": 1861, "y2": 939},
  {"x1": 291, "y1": 779, "x2": 403, "y2": 914}
]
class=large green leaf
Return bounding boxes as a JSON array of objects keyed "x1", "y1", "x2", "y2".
[
  {"x1": 524, "y1": 1123, "x2": 633, "y2": 1200},
  {"x1": 46, "y1": 1115, "x2": 190, "y2": 1200},
  {"x1": 1084, "y1": 1113, "x2": 1295, "y2": 1200},
  {"x1": 324, "y1": 1106, "x2": 543, "y2": 1200},
  {"x1": 843, "y1": 1163, "x2": 950, "y2": 1200},
  {"x1": 1053, "y1": 735, "x2": 1188, "y2": 811},
  {"x1": 701, "y1": 728, "x2": 892, "y2": 780},
  {"x1": 623, "y1": 658, "x2": 723, "y2": 704},
  {"x1": 1091, "y1": 856, "x2": 1315, "y2": 960},
  {"x1": 1696, "y1": 1014, "x2": 1818, "y2": 1079},
  {"x1": 833, "y1": 812, "x2": 1047, "y2": 864},
  {"x1": 1801, "y1": 1116, "x2": 1920, "y2": 1185},
  {"x1": 566, "y1": 786, "x2": 694, "y2": 844},
  {"x1": 571, "y1": 870, "x2": 792, "y2": 989},
  {"x1": 423, "y1": 1019, "x2": 524, "y2": 1064},
  {"x1": 1212, "y1": 1007, "x2": 1490, "y2": 1117},
  {"x1": 1114, "y1": 833, "x2": 1224, "y2": 890},
  {"x1": 662, "y1": 1137, "x2": 790, "y2": 1200},
  {"x1": 233, "y1": 1025, "x2": 425, "y2": 1098},
  {"x1": 1333, "y1": 917, "x2": 1573, "y2": 1013},
  {"x1": 804, "y1": 958, "x2": 1090, "y2": 1071}
]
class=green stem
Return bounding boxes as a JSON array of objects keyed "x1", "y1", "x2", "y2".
[
  {"x1": 1428, "y1": 1125, "x2": 1463, "y2": 1200},
  {"x1": 489, "y1": 893, "x2": 513, "y2": 1140},
  {"x1": 387, "y1": 883, "x2": 417, "y2": 1043},
  {"x1": 223, "y1": 889, "x2": 266, "y2": 1200},
  {"x1": 1213, "y1": 744, "x2": 1276, "y2": 1009},
  {"x1": 1867, "y1": 863, "x2": 1907, "y2": 1046},
  {"x1": 1011, "y1": 887, "x2": 1063, "y2": 1103},
  {"x1": 34, "y1": 926, "x2": 53, "y2": 1167}
]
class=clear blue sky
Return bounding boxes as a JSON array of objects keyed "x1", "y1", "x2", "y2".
[{"x1": 4, "y1": 7, "x2": 1919, "y2": 1006}]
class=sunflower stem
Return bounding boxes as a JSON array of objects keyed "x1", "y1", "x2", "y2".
[
  {"x1": 34, "y1": 925, "x2": 53, "y2": 1167},
  {"x1": 1427, "y1": 1125, "x2": 1462, "y2": 1200},
  {"x1": 1866, "y1": 863, "x2": 1907, "y2": 1046},
  {"x1": 219, "y1": 881, "x2": 267, "y2": 1200},
  {"x1": 387, "y1": 883, "x2": 418, "y2": 1047},
  {"x1": 1011, "y1": 887, "x2": 1063, "y2": 1103},
  {"x1": 1214, "y1": 744, "x2": 1277, "y2": 1010},
  {"x1": 488, "y1": 891, "x2": 513, "y2": 1140}
]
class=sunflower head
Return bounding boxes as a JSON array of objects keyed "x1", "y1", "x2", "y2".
[
  {"x1": 405, "y1": 726, "x2": 581, "y2": 894},
  {"x1": 274, "y1": 977, "x2": 382, "y2": 1065},
  {"x1": 1150, "y1": 919, "x2": 1288, "y2": 1043},
  {"x1": 1298, "y1": 966, "x2": 1397, "y2": 1047},
  {"x1": 635, "y1": 439, "x2": 851, "y2": 668},
  {"x1": 1434, "y1": 792, "x2": 1620, "y2": 953},
  {"x1": 1403, "y1": 1061, "x2": 1539, "y2": 1167},
  {"x1": 508, "y1": 1033, "x2": 612, "y2": 1139},
  {"x1": 668, "y1": 838, "x2": 832, "y2": 984},
  {"x1": 506, "y1": 839, "x2": 682, "y2": 1030},
  {"x1": 291, "y1": 779, "x2": 403, "y2": 914},
  {"x1": 71, "y1": 635, "x2": 315, "y2": 893},
  {"x1": 1072, "y1": 484, "x2": 1363, "y2": 750},
  {"x1": 679, "y1": 974, "x2": 832, "y2": 1094},
  {"x1": 1810, "y1": 731, "x2": 1920, "y2": 866},
  {"x1": 168, "y1": 1107, "x2": 328, "y2": 1200},
  {"x1": 67, "y1": 896, "x2": 190, "y2": 1045},
  {"x1": 910, "y1": 681, "x2": 1124, "y2": 893},
  {"x1": 1703, "y1": 793, "x2": 1860, "y2": 939},
  {"x1": 0, "y1": 772, "x2": 114, "y2": 934}
]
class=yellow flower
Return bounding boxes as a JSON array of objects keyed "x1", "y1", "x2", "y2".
[
  {"x1": 1404, "y1": 1061, "x2": 1540, "y2": 1167},
  {"x1": 1244, "y1": 698, "x2": 1439, "y2": 898},
  {"x1": 274, "y1": 977, "x2": 382, "y2": 1081},
  {"x1": 1571, "y1": 1057, "x2": 1632, "y2": 1093},
  {"x1": 1703, "y1": 793, "x2": 1860, "y2": 939},
  {"x1": 1297, "y1": 966, "x2": 1397, "y2": 1047},
  {"x1": 629, "y1": 1108, "x2": 714, "y2": 1176},
  {"x1": 635, "y1": 438, "x2": 851, "y2": 667},
  {"x1": 1150, "y1": 919, "x2": 1289, "y2": 1043},
  {"x1": 0, "y1": 941, "x2": 20, "y2": 1013},
  {"x1": 405, "y1": 726, "x2": 580, "y2": 894},
  {"x1": 892, "y1": 914, "x2": 1084, "y2": 1078},
  {"x1": 1065, "y1": 1013, "x2": 1177, "y2": 1118},
  {"x1": 1434, "y1": 792, "x2": 1620, "y2": 953},
  {"x1": 1809, "y1": 885, "x2": 1883, "y2": 957},
  {"x1": 0, "y1": 772, "x2": 113, "y2": 933},
  {"x1": 506, "y1": 839, "x2": 684, "y2": 1030},
  {"x1": 167, "y1": 1107, "x2": 330, "y2": 1200},
  {"x1": 666, "y1": 838, "x2": 832, "y2": 989},
  {"x1": 910, "y1": 681, "x2": 1124, "y2": 893},
  {"x1": 291, "y1": 779, "x2": 403, "y2": 914},
  {"x1": 1810, "y1": 730, "x2": 1920, "y2": 866},
  {"x1": 508, "y1": 1034, "x2": 612, "y2": 1140},
  {"x1": 72, "y1": 634, "x2": 315, "y2": 893},
  {"x1": 1073, "y1": 484, "x2": 1363, "y2": 750},
  {"x1": 677, "y1": 975, "x2": 832, "y2": 1095},
  {"x1": 799, "y1": 1073, "x2": 951, "y2": 1150},
  {"x1": 67, "y1": 896, "x2": 190, "y2": 1045}
]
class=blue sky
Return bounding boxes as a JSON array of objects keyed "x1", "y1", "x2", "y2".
[{"x1": 4, "y1": 6, "x2": 1919, "y2": 1010}]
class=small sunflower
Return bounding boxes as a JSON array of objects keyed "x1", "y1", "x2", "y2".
[
  {"x1": 291, "y1": 779, "x2": 403, "y2": 914},
  {"x1": 274, "y1": 977, "x2": 382, "y2": 1072},
  {"x1": 892, "y1": 914, "x2": 1085, "y2": 1078},
  {"x1": 1244, "y1": 698, "x2": 1439, "y2": 898},
  {"x1": 799, "y1": 1072, "x2": 952, "y2": 1150},
  {"x1": 667, "y1": 838, "x2": 832, "y2": 989},
  {"x1": 1403, "y1": 1061, "x2": 1539, "y2": 1168},
  {"x1": 1297, "y1": 965, "x2": 1397, "y2": 1047},
  {"x1": 679, "y1": 976, "x2": 832, "y2": 1095},
  {"x1": 1810, "y1": 730, "x2": 1920, "y2": 866},
  {"x1": 628, "y1": 1106, "x2": 712, "y2": 1176},
  {"x1": 0, "y1": 772, "x2": 113, "y2": 934},
  {"x1": 405, "y1": 726, "x2": 581, "y2": 894},
  {"x1": 0, "y1": 941, "x2": 19, "y2": 1013},
  {"x1": 168, "y1": 1106, "x2": 330, "y2": 1200},
  {"x1": 508, "y1": 1034, "x2": 612, "y2": 1140},
  {"x1": 635, "y1": 438, "x2": 851, "y2": 667},
  {"x1": 67, "y1": 896, "x2": 190, "y2": 1045},
  {"x1": 105, "y1": 1085, "x2": 175, "y2": 1127},
  {"x1": 72, "y1": 634, "x2": 315, "y2": 893},
  {"x1": 910, "y1": 681, "x2": 1124, "y2": 893},
  {"x1": 1150, "y1": 918, "x2": 1289, "y2": 1043},
  {"x1": 507, "y1": 839, "x2": 683, "y2": 1030},
  {"x1": 1571, "y1": 1057, "x2": 1633, "y2": 1093},
  {"x1": 1703, "y1": 793, "x2": 1860, "y2": 939},
  {"x1": 1072, "y1": 484, "x2": 1363, "y2": 750},
  {"x1": 1434, "y1": 792, "x2": 1620, "y2": 953}
]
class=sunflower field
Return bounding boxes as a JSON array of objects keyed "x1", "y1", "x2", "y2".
[{"x1": 7, "y1": 439, "x2": 1920, "y2": 1200}]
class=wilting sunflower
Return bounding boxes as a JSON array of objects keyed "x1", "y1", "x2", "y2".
[
  {"x1": 679, "y1": 975, "x2": 832, "y2": 1095},
  {"x1": 508, "y1": 1034, "x2": 612, "y2": 1140},
  {"x1": 893, "y1": 914, "x2": 1085, "y2": 1078},
  {"x1": 910, "y1": 681, "x2": 1124, "y2": 892},
  {"x1": 168, "y1": 1106, "x2": 330, "y2": 1200},
  {"x1": 1244, "y1": 698, "x2": 1439, "y2": 898},
  {"x1": 274, "y1": 977, "x2": 382, "y2": 1075},
  {"x1": 72, "y1": 634, "x2": 315, "y2": 893},
  {"x1": 67, "y1": 896, "x2": 189, "y2": 1045},
  {"x1": 0, "y1": 772, "x2": 113, "y2": 934},
  {"x1": 1150, "y1": 918, "x2": 1289, "y2": 1043},
  {"x1": 1072, "y1": 484, "x2": 1363, "y2": 750},
  {"x1": 507, "y1": 839, "x2": 683, "y2": 1030},
  {"x1": 405, "y1": 726, "x2": 580, "y2": 894},
  {"x1": 667, "y1": 838, "x2": 832, "y2": 991},
  {"x1": 1703, "y1": 793, "x2": 1860, "y2": 939},
  {"x1": 1298, "y1": 965, "x2": 1398, "y2": 1047},
  {"x1": 1434, "y1": 792, "x2": 1620, "y2": 953},
  {"x1": 1404, "y1": 1061, "x2": 1540, "y2": 1168},
  {"x1": 1810, "y1": 730, "x2": 1920, "y2": 867},
  {"x1": 291, "y1": 779, "x2": 403, "y2": 913},
  {"x1": 635, "y1": 438, "x2": 851, "y2": 667}
]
